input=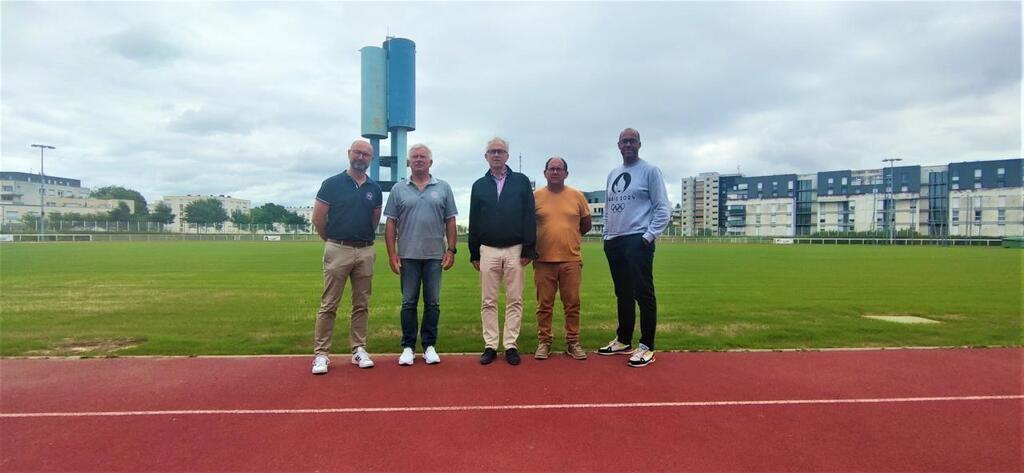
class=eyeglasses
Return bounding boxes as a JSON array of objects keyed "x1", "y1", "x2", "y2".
[{"x1": 487, "y1": 149, "x2": 508, "y2": 155}]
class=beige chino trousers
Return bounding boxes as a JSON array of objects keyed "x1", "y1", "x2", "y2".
[
  {"x1": 313, "y1": 242, "x2": 376, "y2": 355},
  {"x1": 479, "y1": 244, "x2": 525, "y2": 350}
]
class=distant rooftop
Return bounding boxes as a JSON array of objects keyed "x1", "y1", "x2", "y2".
[{"x1": 0, "y1": 171, "x2": 82, "y2": 187}]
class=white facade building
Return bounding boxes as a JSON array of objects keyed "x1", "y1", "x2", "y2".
[
  {"x1": 680, "y1": 173, "x2": 726, "y2": 236},
  {"x1": 285, "y1": 206, "x2": 314, "y2": 224},
  {"x1": 734, "y1": 198, "x2": 795, "y2": 237},
  {"x1": 1, "y1": 172, "x2": 133, "y2": 223},
  {"x1": 161, "y1": 194, "x2": 251, "y2": 232},
  {"x1": 948, "y1": 188, "x2": 1024, "y2": 237}
]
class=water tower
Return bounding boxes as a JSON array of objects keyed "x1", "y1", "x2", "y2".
[{"x1": 360, "y1": 37, "x2": 415, "y2": 191}]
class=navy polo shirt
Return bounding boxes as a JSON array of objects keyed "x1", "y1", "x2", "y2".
[{"x1": 315, "y1": 171, "x2": 383, "y2": 241}]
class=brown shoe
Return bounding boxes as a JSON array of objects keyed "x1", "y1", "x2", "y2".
[
  {"x1": 534, "y1": 342, "x2": 551, "y2": 360},
  {"x1": 566, "y1": 343, "x2": 587, "y2": 360}
]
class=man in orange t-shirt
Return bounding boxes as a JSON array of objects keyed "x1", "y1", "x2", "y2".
[{"x1": 533, "y1": 157, "x2": 592, "y2": 360}]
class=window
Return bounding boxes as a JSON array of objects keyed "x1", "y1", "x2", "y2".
[
  {"x1": 974, "y1": 182, "x2": 982, "y2": 189},
  {"x1": 1, "y1": 185, "x2": 12, "y2": 192},
  {"x1": 757, "y1": 183, "x2": 763, "y2": 191},
  {"x1": 788, "y1": 181, "x2": 794, "y2": 190},
  {"x1": 974, "y1": 210, "x2": 982, "y2": 223},
  {"x1": 952, "y1": 184, "x2": 959, "y2": 190},
  {"x1": 974, "y1": 169, "x2": 982, "y2": 178},
  {"x1": 827, "y1": 178, "x2": 834, "y2": 185},
  {"x1": 901, "y1": 186, "x2": 908, "y2": 192},
  {"x1": 841, "y1": 177, "x2": 848, "y2": 185},
  {"x1": 997, "y1": 167, "x2": 1005, "y2": 176},
  {"x1": 952, "y1": 172, "x2": 960, "y2": 182},
  {"x1": 973, "y1": 196, "x2": 982, "y2": 208},
  {"x1": 998, "y1": 209, "x2": 1006, "y2": 223},
  {"x1": 952, "y1": 210, "x2": 960, "y2": 222}
]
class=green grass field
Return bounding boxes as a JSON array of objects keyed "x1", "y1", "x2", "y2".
[{"x1": 0, "y1": 241, "x2": 1020, "y2": 356}]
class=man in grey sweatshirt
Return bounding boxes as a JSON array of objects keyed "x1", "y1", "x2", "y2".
[{"x1": 597, "y1": 128, "x2": 671, "y2": 367}]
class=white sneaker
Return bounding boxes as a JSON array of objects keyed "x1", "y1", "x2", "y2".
[
  {"x1": 628, "y1": 344, "x2": 655, "y2": 368},
  {"x1": 597, "y1": 339, "x2": 633, "y2": 356},
  {"x1": 424, "y1": 346, "x2": 441, "y2": 364},
  {"x1": 399, "y1": 347, "x2": 415, "y2": 366},
  {"x1": 351, "y1": 346, "x2": 375, "y2": 369},
  {"x1": 311, "y1": 355, "x2": 329, "y2": 375}
]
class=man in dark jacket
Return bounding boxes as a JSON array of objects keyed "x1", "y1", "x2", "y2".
[{"x1": 469, "y1": 137, "x2": 537, "y2": 366}]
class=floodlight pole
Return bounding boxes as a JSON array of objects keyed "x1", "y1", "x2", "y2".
[
  {"x1": 31, "y1": 144, "x2": 56, "y2": 237},
  {"x1": 882, "y1": 158, "x2": 902, "y2": 244}
]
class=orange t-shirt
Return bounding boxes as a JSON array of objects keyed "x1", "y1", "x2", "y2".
[{"x1": 534, "y1": 186, "x2": 591, "y2": 262}]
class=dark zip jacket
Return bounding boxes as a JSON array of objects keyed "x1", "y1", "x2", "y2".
[{"x1": 468, "y1": 166, "x2": 537, "y2": 262}]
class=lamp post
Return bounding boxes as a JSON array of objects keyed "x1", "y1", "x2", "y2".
[
  {"x1": 882, "y1": 158, "x2": 902, "y2": 243},
  {"x1": 30, "y1": 144, "x2": 56, "y2": 237}
]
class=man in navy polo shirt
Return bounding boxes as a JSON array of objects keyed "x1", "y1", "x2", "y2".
[{"x1": 311, "y1": 139, "x2": 383, "y2": 375}]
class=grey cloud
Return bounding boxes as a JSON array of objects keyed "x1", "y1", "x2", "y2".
[
  {"x1": 107, "y1": 26, "x2": 182, "y2": 65},
  {"x1": 2, "y1": 1, "x2": 1018, "y2": 215},
  {"x1": 169, "y1": 107, "x2": 259, "y2": 136}
]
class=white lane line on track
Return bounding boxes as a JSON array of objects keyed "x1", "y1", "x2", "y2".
[{"x1": 2, "y1": 395, "x2": 1021, "y2": 418}]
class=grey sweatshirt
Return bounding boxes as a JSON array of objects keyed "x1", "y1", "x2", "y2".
[{"x1": 603, "y1": 159, "x2": 672, "y2": 242}]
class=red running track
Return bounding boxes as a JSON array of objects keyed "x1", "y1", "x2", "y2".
[{"x1": 1, "y1": 348, "x2": 1021, "y2": 472}]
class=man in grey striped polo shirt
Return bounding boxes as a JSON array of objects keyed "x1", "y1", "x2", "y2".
[{"x1": 384, "y1": 144, "x2": 458, "y2": 366}]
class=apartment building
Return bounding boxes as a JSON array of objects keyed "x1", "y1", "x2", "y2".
[
  {"x1": 683, "y1": 158, "x2": 1022, "y2": 237},
  {"x1": 160, "y1": 194, "x2": 251, "y2": 232},
  {"x1": 1, "y1": 172, "x2": 134, "y2": 223}
]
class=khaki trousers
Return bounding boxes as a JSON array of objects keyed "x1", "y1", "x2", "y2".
[
  {"x1": 479, "y1": 244, "x2": 525, "y2": 350},
  {"x1": 313, "y1": 242, "x2": 375, "y2": 355},
  {"x1": 534, "y1": 261, "x2": 582, "y2": 344}
]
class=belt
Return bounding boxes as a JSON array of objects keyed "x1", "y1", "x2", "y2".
[{"x1": 328, "y1": 239, "x2": 373, "y2": 248}]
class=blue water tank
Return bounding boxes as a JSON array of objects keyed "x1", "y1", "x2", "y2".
[
  {"x1": 360, "y1": 46, "x2": 387, "y2": 139},
  {"x1": 385, "y1": 37, "x2": 415, "y2": 130}
]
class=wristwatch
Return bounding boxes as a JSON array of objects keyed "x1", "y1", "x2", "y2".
[{"x1": 446, "y1": 247, "x2": 457, "y2": 254}]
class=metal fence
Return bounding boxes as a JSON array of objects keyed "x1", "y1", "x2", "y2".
[
  {"x1": 788, "y1": 237, "x2": 1004, "y2": 247},
  {"x1": 1, "y1": 220, "x2": 314, "y2": 235},
  {"x1": 3, "y1": 233, "x2": 1008, "y2": 247}
]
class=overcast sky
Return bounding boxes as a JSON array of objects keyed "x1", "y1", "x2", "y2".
[{"x1": 2, "y1": 1, "x2": 1020, "y2": 220}]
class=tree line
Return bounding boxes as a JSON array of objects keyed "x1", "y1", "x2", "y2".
[{"x1": 20, "y1": 185, "x2": 308, "y2": 227}]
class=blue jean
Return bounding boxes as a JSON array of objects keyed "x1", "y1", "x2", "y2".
[{"x1": 400, "y1": 258, "x2": 442, "y2": 349}]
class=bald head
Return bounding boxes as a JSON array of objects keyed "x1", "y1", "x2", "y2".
[
  {"x1": 617, "y1": 128, "x2": 641, "y2": 164},
  {"x1": 349, "y1": 140, "x2": 372, "y2": 154},
  {"x1": 618, "y1": 128, "x2": 640, "y2": 142},
  {"x1": 347, "y1": 139, "x2": 373, "y2": 173}
]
